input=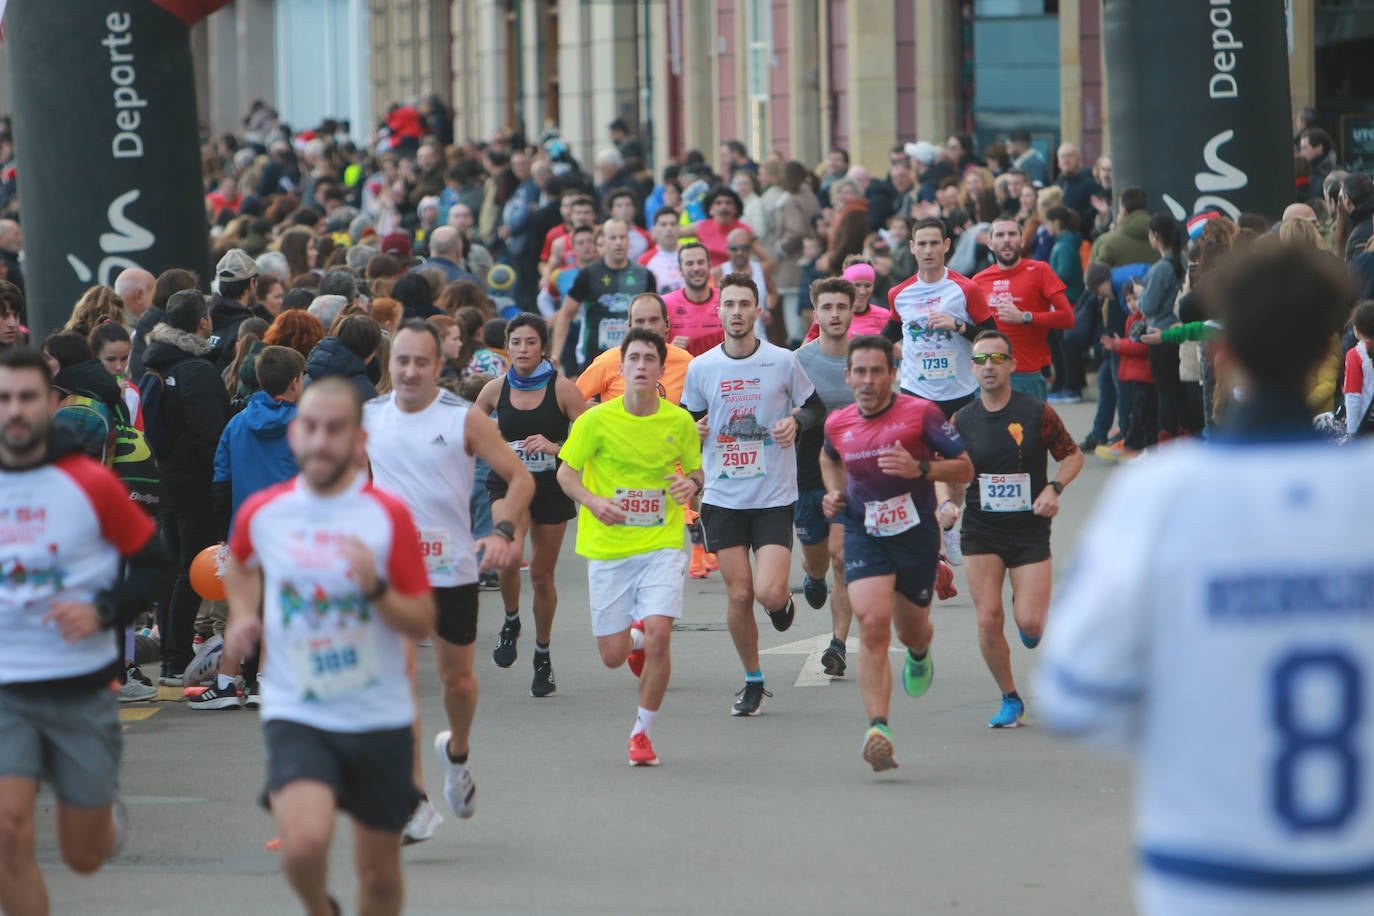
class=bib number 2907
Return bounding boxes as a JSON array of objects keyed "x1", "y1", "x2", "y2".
[{"x1": 1269, "y1": 648, "x2": 1363, "y2": 831}]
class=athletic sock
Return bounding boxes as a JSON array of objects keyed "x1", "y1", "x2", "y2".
[
  {"x1": 745, "y1": 669, "x2": 764, "y2": 684},
  {"x1": 216, "y1": 673, "x2": 234, "y2": 691},
  {"x1": 631, "y1": 706, "x2": 657, "y2": 738},
  {"x1": 446, "y1": 744, "x2": 468, "y2": 765},
  {"x1": 1004, "y1": 690, "x2": 1022, "y2": 703},
  {"x1": 534, "y1": 642, "x2": 550, "y2": 656},
  {"x1": 504, "y1": 611, "x2": 519, "y2": 624},
  {"x1": 869, "y1": 717, "x2": 888, "y2": 729},
  {"x1": 631, "y1": 627, "x2": 645, "y2": 651},
  {"x1": 908, "y1": 648, "x2": 928, "y2": 663}
]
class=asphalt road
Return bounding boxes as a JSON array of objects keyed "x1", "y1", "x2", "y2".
[{"x1": 36, "y1": 399, "x2": 1138, "y2": 915}]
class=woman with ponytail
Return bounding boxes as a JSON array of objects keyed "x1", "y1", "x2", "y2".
[{"x1": 1139, "y1": 213, "x2": 1187, "y2": 440}]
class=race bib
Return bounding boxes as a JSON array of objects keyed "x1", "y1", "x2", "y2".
[
  {"x1": 980, "y1": 473, "x2": 1032, "y2": 512},
  {"x1": 418, "y1": 528, "x2": 455, "y2": 578},
  {"x1": 718, "y1": 439, "x2": 767, "y2": 479},
  {"x1": 287, "y1": 626, "x2": 381, "y2": 701},
  {"x1": 615, "y1": 487, "x2": 666, "y2": 527},
  {"x1": 914, "y1": 348, "x2": 956, "y2": 381},
  {"x1": 598, "y1": 317, "x2": 629, "y2": 350},
  {"x1": 510, "y1": 439, "x2": 556, "y2": 473},
  {"x1": 863, "y1": 492, "x2": 919, "y2": 537}
]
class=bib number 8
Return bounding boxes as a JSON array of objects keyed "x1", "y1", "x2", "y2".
[{"x1": 1269, "y1": 649, "x2": 1362, "y2": 831}]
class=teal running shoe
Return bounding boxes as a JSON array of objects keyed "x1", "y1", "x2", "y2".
[
  {"x1": 1017, "y1": 626, "x2": 1041, "y2": 649},
  {"x1": 862, "y1": 723, "x2": 898, "y2": 772},
  {"x1": 989, "y1": 695, "x2": 1025, "y2": 728},
  {"x1": 902, "y1": 649, "x2": 933, "y2": 698}
]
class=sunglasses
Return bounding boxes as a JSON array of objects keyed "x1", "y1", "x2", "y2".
[
  {"x1": 727, "y1": 245, "x2": 749, "y2": 252},
  {"x1": 971, "y1": 352, "x2": 1010, "y2": 365}
]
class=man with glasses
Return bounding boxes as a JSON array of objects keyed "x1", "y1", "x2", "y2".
[
  {"x1": 947, "y1": 331, "x2": 1081, "y2": 728},
  {"x1": 713, "y1": 227, "x2": 779, "y2": 341}
]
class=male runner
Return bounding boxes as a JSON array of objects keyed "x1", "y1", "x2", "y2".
[
  {"x1": 972, "y1": 218, "x2": 1075, "y2": 400},
  {"x1": 364, "y1": 321, "x2": 533, "y2": 831},
  {"x1": 681, "y1": 272, "x2": 826, "y2": 715},
  {"x1": 949, "y1": 331, "x2": 1081, "y2": 728},
  {"x1": 638, "y1": 208, "x2": 685, "y2": 294},
  {"x1": 819, "y1": 336, "x2": 973, "y2": 772},
  {"x1": 663, "y1": 242, "x2": 723, "y2": 356},
  {"x1": 802, "y1": 257, "x2": 893, "y2": 342},
  {"x1": 557, "y1": 328, "x2": 703, "y2": 765},
  {"x1": 576, "y1": 293, "x2": 694, "y2": 405},
  {"x1": 551, "y1": 218, "x2": 657, "y2": 372},
  {"x1": 1038, "y1": 241, "x2": 1374, "y2": 915},
  {"x1": 607, "y1": 188, "x2": 653, "y2": 260},
  {"x1": 224, "y1": 378, "x2": 435, "y2": 916},
  {"x1": 0, "y1": 348, "x2": 163, "y2": 914},
  {"x1": 794, "y1": 277, "x2": 858, "y2": 677}
]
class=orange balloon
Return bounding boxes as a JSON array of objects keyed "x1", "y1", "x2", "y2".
[{"x1": 191, "y1": 544, "x2": 228, "y2": 601}]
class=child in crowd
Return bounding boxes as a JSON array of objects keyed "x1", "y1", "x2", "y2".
[{"x1": 1097, "y1": 278, "x2": 1157, "y2": 459}]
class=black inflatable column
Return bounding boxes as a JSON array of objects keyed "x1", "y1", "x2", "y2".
[
  {"x1": 1103, "y1": 0, "x2": 1295, "y2": 222},
  {"x1": 6, "y1": 1, "x2": 224, "y2": 338}
]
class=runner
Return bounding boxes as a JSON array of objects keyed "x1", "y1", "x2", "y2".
[
  {"x1": 972, "y1": 217, "x2": 1075, "y2": 400},
  {"x1": 575, "y1": 292, "x2": 694, "y2": 405},
  {"x1": 681, "y1": 272, "x2": 826, "y2": 716},
  {"x1": 1037, "y1": 241, "x2": 1374, "y2": 915},
  {"x1": 947, "y1": 331, "x2": 1082, "y2": 728},
  {"x1": 223, "y1": 378, "x2": 435, "y2": 916},
  {"x1": 819, "y1": 335, "x2": 973, "y2": 772},
  {"x1": 802, "y1": 257, "x2": 894, "y2": 342},
  {"x1": 557, "y1": 328, "x2": 704, "y2": 765},
  {"x1": 550, "y1": 218, "x2": 657, "y2": 373},
  {"x1": 364, "y1": 321, "x2": 534, "y2": 833},
  {"x1": 638, "y1": 208, "x2": 685, "y2": 294},
  {"x1": 475, "y1": 313, "x2": 586, "y2": 697},
  {"x1": 607, "y1": 188, "x2": 653, "y2": 261},
  {"x1": 794, "y1": 277, "x2": 858, "y2": 677},
  {"x1": 663, "y1": 242, "x2": 723, "y2": 356},
  {"x1": 0, "y1": 348, "x2": 162, "y2": 912}
]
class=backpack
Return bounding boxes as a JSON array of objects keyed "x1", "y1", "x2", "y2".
[
  {"x1": 53, "y1": 393, "x2": 117, "y2": 464},
  {"x1": 113, "y1": 422, "x2": 160, "y2": 515},
  {"x1": 55, "y1": 390, "x2": 161, "y2": 513},
  {"x1": 138, "y1": 364, "x2": 180, "y2": 458}
]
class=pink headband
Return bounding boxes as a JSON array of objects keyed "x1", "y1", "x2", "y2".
[{"x1": 843, "y1": 263, "x2": 875, "y2": 284}]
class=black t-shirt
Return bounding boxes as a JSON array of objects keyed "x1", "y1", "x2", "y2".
[
  {"x1": 954, "y1": 391, "x2": 1076, "y2": 545},
  {"x1": 568, "y1": 260, "x2": 656, "y2": 368}
]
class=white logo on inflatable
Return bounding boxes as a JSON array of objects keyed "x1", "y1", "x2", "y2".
[
  {"x1": 66, "y1": 188, "x2": 154, "y2": 284},
  {"x1": 1163, "y1": 130, "x2": 1246, "y2": 222}
]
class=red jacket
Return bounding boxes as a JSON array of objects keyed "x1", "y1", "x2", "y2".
[{"x1": 1114, "y1": 313, "x2": 1154, "y2": 384}]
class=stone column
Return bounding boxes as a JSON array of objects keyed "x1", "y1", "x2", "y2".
[{"x1": 845, "y1": 0, "x2": 897, "y2": 174}]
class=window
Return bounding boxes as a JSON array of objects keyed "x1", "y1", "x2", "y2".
[{"x1": 745, "y1": 0, "x2": 772, "y2": 159}]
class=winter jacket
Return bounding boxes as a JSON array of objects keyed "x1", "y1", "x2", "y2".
[
  {"x1": 1137, "y1": 258, "x2": 1182, "y2": 330},
  {"x1": 129, "y1": 305, "x2": 164, "y2": 381},
  {"x1": 305, "y1": 336, "x2": 379, "y2": 401},
  {"x1": 1114, "y1": 314, "x2": 1154, "y2": 384},
  {"x1": 141, "y1": 323, "x2": 230, "y2": 498},
  {"x1": 1345, "y1": 197, "x2": 1374, "y2": 263},
  {"x1": 1090, "y1": 209, "x2": 1159, "y2": 268},
  {"x1": 1049, "y1": 230, "x2": 1085, "y2": 302},
  {"x1": 208, "y1": 293, "x2": 271, "y2": 371},
  {"x1": 212, "y1": 390, "x2": 299, "y2": 535}
]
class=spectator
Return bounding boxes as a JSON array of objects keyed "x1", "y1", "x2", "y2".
[
  {"x1": 1006, "y1": 129, "x2": 1049, "y2": 186},
  {"x1": 1055, "y1": 143, "x2": 1105, "y2": 236},
  {"x1": 1298, "y1": 127, "x2": 1338, "y2": 193},
  {"x1": 0, "y1": 219, "x2": 23, "y2": 295},
  {"x1": 65, "y1": 286, "x2": 126, "y2": 337},
  {"x1": 262, "y1": 308, "x2": 326, "y2": 359},
  {"x1": 822, "y1": 178, "x2": 869, "y2": 275},
  {"x1": 423, "y1": 226, "x2": 478, "y2": 285},
  {"x1": 305, "y1": 313, "x2": 383, "y2": 400},
  {"x1": 114, "y1": 268, "x2": 156, "y2": 326},
  {"x1": 1342, "y1": 173, "x2": 1374, "y2": 262},
  {"x1": 208, "y1": 248, "x2": 271, "y2": 370},
  {"x1": 1090, "y1": 186, "x2": 1158, "y2": 267},
  {"x1": 130, "y1": 268, "x2": 200, "y2": 380},
  {"x1": 392, "y1": 269, "x2": 443, "y2": 319}
]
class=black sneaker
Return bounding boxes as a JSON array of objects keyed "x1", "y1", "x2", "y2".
[
  {"x1": 493, "y1": 616, "x2": 520, "y2": 668},
  {"x1": 801, "y1": 574, "x2": 828, "y2": 610},
  {"x1": 187, "y1": 683, "x2": 242, "y2": 711},
  {"x1": 478, "y1": 570, "x2": 500, "y2": 591},
  {"x1": 242, "y1": 681, "x2": 261, "y2": 708},
  {"x1": 126, "y1": 665, "x2": 152, "y2": 687},
  {"x1": 531, "y1": 654, "x2": 556, "y2": 697},
  {"x1": 766, "y1": 597, "x2": 796, "y2": 632},
  {"x1": 821, "y1": 640, "x2": 847, "y2": 677},
  {"x1": 732, "y1": 681, "x2": 772, "y2": 716},
  {"x1": 1078, "y1": 433, "x2": 1100, "y2": 451}
]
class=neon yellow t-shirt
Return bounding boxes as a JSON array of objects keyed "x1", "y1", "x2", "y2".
[{"x1": 559, "y1": 396, "x2": 702, "y2": 560}]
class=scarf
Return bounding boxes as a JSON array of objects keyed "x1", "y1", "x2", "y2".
[{"x1": 508, "y1": 358, "x2": 557, "y2": 391}]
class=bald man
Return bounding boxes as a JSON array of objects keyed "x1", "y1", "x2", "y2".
[
  {"x1": 1056, "y1": 143, "x2": 1105, "y2": 236},
  {"x1": 1281, "y1": 202, "x2": 1318, "y2": 224},
  {"x1": 115, "y1": 268, "x2": 156, "y2": 324},
  {"x1": 423, "y1": 226, "x2": 478, "y2": 285}
]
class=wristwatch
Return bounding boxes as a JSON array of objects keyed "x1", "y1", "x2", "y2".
[
  {"x1": 955, "y1": 319, "x2": 967, "y2": 336},
  {"x1": 918, "y1": 459, "x2": 932, "y2": 478},
  {"x1": 1021, "y1": 311, "x2": 1033, "y2": 324},
  {"x1": 493, "y1": 519, "x2": 517, "y2": 541},
  {"x1": 1049, "y1": 480, "x2": 1065, "y2": 495},
  {"x1": 365, "y1": 578, "x2": 389, "y2": 601}
]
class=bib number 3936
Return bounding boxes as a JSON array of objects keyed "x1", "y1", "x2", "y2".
[
  {"x1": 615, "y1": 487, "x2": 666, "y2": 527},
  {"x1": 718, "y1": 439, "x2": 766, "y2": 479},
  {"x1": 863, "y1": 493, "x2": 918, "y2": 537},
  {"x1": 288, "y1": 627, "x2": 381, "y2": 701},
  {"x1": 981, "y1": 473, "x2": 1031, "y2": 512}
]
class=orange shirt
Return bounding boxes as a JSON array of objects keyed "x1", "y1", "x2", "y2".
[{"x1": 576, "y1": 344, "x2": 693, "y2": 405}]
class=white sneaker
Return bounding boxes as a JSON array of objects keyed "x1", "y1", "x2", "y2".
[
  {"x1": 401, "y1": 798, "x2": 443, "y2": 845},
  {"x1": 118, "y1": 680, "x2": 157, "y2": 703},
  {"x1": 942, "y1": 524, "x2": 964, "y2": 566},
  {"x1": 433, "y1": 730, "x2": 476, "y2": 818}
]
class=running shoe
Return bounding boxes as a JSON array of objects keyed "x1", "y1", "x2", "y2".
[
  {"x1": 478, "y1": 570, "x2": 500, "y2": 591},
  {"x1": 1095, "y1": 441, "x2": 1139, "y2": 461},
  {"x1": 401, "y1": 799, "x2": 443, "y2": 846},
  {"x1": 433, "y1": 731, "x2": 476, "y2": 818},
  {"x1": 158, "y1": 671, "x2": 185, "y2": 687},
  {"x1": 942, "y1": 524, "x2": 964, "y2": 566},
  {"x1": 1078, "y1": 433, "x2": 1100, "y2": 451},
  {"x1": 187, "y1": 683, "x2": 241, "y2": 710},
  {"x1": 492, "y1": 615, "x2": 520, "y2": 668},
  {"x1": 989, "y1": 695, "x2": 1026, "y2": 728},
  {"x1": 731, "y1": 681, "x2": 772, "y2": 716},
  {"x1": 766, "y1": 597, "x2": 796, "y2": 632},
  {"x1": 1047, "y1": 392, "x2": 1083, "y2": 405},
  {"x1": 704, "y1": 551, "x2": 718, "y2": 572},
  {"x1": 1017, "y1": 626, "x2": 1041, "y2": 649},
  {"x1": 689, "y1": 543, "x2": 708, "y2": 578},
  {"x1": 626, "y1": 620, "x2": 645, "y2": 678},
  {"x1": 861, "y1": 724, "x2": 898, "y2": 772},
  {"x1": 935, "y1": 559, "x2": 958, "y2": 600},
  {"x1": 126, "y1": 665, "x2": 152, "y2": 687},
  {"x1": 242, "y1": 681, "x2": 262, "y2": 708},
  {"x1": 111, "y1": 797, "x2": 127, "y2": 858},
  {"x1": 628, "y1": 732, "x2": 660, "y2": 767},
  {"x1": 902, "y1": 649, "x2": 933, "y2": 698},
  {"x1": 801, "y1": 573, "x2": 828, "y2": 609},
  {"x1": 531, "y1": 654, "x2": 557, "y2": 697},
  {"x1": 820, "y1": 639, "x2": 847, "y2": 677},
  {"x1": 118, "y1": 679, "x2": 157, "y2": 703}
]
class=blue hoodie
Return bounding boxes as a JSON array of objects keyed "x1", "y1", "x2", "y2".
[{"x1": 213, "y1": 389, "x2": 299, "y2": 517}]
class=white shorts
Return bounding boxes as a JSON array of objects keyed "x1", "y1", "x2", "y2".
[{"x1": 587, "y1": 547, "x2": 687, "y2": 637}]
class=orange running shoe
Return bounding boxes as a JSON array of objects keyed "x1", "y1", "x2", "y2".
[
  {"x1": 628, "y1": 732, "x2": 659, "y2": 766},
  {"x1": 627, "y1": 620, "x2": 645, "y2": 677},
  {"x1": 935, "y1": 558, "x2": 958, "y2": 600},
  {"x1": 704, "y1": 551, "x2": 718, "y2": 572},
  {"x1": 690, "y1": 544, "x2": 709, "y2": 578}
]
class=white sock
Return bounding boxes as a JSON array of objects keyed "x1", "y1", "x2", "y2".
[
  {"x1": 216, "y1": 673, "x2": 235, "y2": 691},
  {"x1": 630, "y1": 626, "x2": 645, "y2": 651},
  {"x1": 631, "y1": 706, "x2": 657, "y2": 738}
]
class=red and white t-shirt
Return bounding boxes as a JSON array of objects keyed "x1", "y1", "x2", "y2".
[
  {"x1": 229, "y1": 473, "x2": 430, "y2": 732},
  {"x1": 628, "y1": 224, "x2": 653, "y2": 261},
  {"x1": 888, "y1": 268, "x2": 993, "y2": 402},
  {"x1": 972, "y1": 259, "x2": 1074, "y2": 371},
  {"x1": 0, "y1": 453, "x2": 156, "y2": 685},
  {"x1": 638, "y1": 247, "x2": 684, "y2": 294},
  {"x1": 664, "y1": 286, "x2": 723, "y2": 356},
  {"x1": 1344, "y1": 341, "x2": 1374, "y2": 436}
]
